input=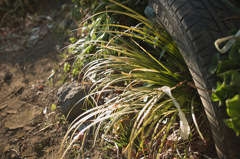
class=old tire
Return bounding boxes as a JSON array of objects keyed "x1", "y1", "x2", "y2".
[{"x1": 148, "y1": 0, "x2": 240, "y2": 158}]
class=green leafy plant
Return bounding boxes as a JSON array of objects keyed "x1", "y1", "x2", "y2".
[
  {"x1": 211, "y1": 40, "x2": 240, "y2": 136},
  {"x1": 65, "y1": 0, "x2": 149, "y2": 81},
  {"x1": 61, "y1": 0, "x2": 203, "y2": 158}
]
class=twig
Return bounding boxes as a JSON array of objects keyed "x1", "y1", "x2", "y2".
[
  {"x1": 37, "y1": 124, "x2": 54, "y2": 133},
  {"x1": 187, "y1": 82, "x2": 214, "y2": 94},
  {"x1": 23, "y1": 123, "x2": 42, "y2": 139},
  {"x1": 175, "y1": 80, "x2": 187, "y2": 88},
  {"x1": 8, "y1": 148, "x2": 20, "y2": 157}
]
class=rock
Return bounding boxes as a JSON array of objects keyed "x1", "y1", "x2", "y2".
[{"x1": 57, "y1": 82, "x2": 92, "y2": 122}]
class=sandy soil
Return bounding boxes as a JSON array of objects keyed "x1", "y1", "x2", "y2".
[
  {"x1": 0, "y1": 31, "x2": 71, "y2": 158},
  {"x1": 0, "y1": 1, "x2": 72, "y2": 158}
]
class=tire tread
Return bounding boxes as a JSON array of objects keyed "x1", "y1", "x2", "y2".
[{"x1": 149, "y1": 0, "x2": 240, "y2": 158}]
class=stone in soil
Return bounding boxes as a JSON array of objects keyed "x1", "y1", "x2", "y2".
[{"x1": 57, "y1": 82, "x2": 92, "y2": 122}]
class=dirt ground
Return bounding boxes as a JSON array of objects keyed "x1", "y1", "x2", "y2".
[
  {"x1": 0, "y1": 1, "x2": 111, "y2": 158},
  {"x1": 0, "y1": 34, "x2": 68, "y2": 159},
  {"x1": 0, "y1": 1, "x2": 73, "y2": 159},
  {"x1": 0, "y1": 34, "x2": 112, "y2": 159}
]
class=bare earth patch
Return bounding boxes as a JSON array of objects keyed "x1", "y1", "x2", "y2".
[{"x1": 0, "y1": 31, "x2": 71, "y2": 158}]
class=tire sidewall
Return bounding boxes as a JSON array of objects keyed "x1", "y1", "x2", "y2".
[{"x1": 149, "y1": 0, "x2": 240, "y2": 158}]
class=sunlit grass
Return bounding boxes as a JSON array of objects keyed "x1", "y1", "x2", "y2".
[{"x1": 60, "y1": 0, "x2": 202, "y2": 158}]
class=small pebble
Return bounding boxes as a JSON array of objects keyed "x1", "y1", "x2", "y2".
[{"x1": 38, "y1": 85, "x2": 43, "y2": 90}]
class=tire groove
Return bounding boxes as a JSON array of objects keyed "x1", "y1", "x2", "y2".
[{"x1": 149, "y1": 0, "x2": 240, "y2": 157}]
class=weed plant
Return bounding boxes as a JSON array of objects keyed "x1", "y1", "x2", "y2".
[
  {"x1": 61, "y1": 0, "x2": 204, "y2": 158},
  {"x1": 211, "y1": 39, "x2": 240, "y2": 136}
]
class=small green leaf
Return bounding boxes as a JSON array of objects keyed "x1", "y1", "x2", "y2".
[
  {"x1": 217, "y1": 60, "x2": 239, "y2": 74},
  {"x1": 230, "y1": 71, "x2": 240, "y2": 89},
  {"x1": 72, "y1": 68, "x2": 78, "y2": 76},
  {"x1": 209, "y1": 53, "x2": 220, "y2": 74},
  {"x1": 224, "y1": 118, "x2": 240, "y2": 136},
  {"x1": 64, "y1": 62, "x2": 70, "y2": 72},
  {"x1": 214, "y1": 81, "x2": 227, "y2": 106},
  {"x1": 211, "y1": 93, "x2": 220, "y2": 102},
  {"x1": 220, "y1": 70, "x2": 233, "y2": 86},
  {"x1": 51, "y1": 104, "x2": 57, "y2": 111},
  {"x1": 226, "y1": 94, "x2": 240, "y2": 118},
  {"x1": 229, "y1": 44, "x2": 240, "y2": 62},
  {"x1": 225, "y1": 118, "x2": 234, "y2": 129},
  {"x1": 70, "y1": 37, "x2": 76, "y2": 43}
]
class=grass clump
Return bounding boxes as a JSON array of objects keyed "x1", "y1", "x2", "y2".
[{"x1": 60, "y1": 0, "x2": 204, "y2": 158}]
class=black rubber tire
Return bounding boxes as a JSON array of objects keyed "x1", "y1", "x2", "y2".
[{"x1": 148, "y1": 0, "x2": 240, "y2": 158}]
